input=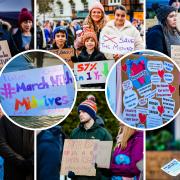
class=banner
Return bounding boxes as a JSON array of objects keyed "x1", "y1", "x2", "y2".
[
  {"x1": 0, "y1": 65, "x2": 75, "y2": 116},
  {"x1": 74, "y1": 60, "x2": 114, "y2": 85},
  {"x1": 50, "y1": 48, "x2": 74, "y2": 68},
  {"x1": 0, "y1": 40, "x2": 11, "y2": 70},
  {"x1": 100, "y1": 34, "x2": 134, "y2": 54}
]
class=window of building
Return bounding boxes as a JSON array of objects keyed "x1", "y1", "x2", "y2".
[
  {"x1": 60, "y1": 5, "x2": 63, "y2": 14},
  {"x1": 108, "y1": 0, "x2": 121, "y2": 5},
  {"x1": 84, "y1": 3, "x2": 88, "y2": 10}
]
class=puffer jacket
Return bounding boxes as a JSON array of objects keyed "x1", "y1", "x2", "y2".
[{"x1": 100, "y1": 20, "x2": 144, "y2": 59}]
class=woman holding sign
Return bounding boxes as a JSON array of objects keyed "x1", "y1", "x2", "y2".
[
  {"x1": 13, "y1": 8, "x2": 34, "y2": 52},
  {"x1": 110, "y1": 123, "x2": 143, "y2": 180},
  {"x1": 100, "y1": 5, "x2": 144, "y2": 60},
  {"x1": 146, "y1": 5, "x2": 180, "y2": 56}
]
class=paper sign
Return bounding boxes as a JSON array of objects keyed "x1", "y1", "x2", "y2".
[
  {"x1": 151, "y1": 74, "x2": 161, "y2": 85},
  {"x1": 137, "y1": 83, "x2": 152, "y2": 97},
  {"x1": 95, "y1": 141, "x2": 113, "y2": 168},
  {"x1": 147, "y1": 61, "x2": 163, "y2": 72},
  {"x1": 123, "y1": 109, "x2": 139, "y2": 125},
  {"x1": 60, "y1": 139, "x2": 97, "y2": 176},
  {"x1": 148, "y1": 99, "x2": 160, "y2": 115},
  {"x1": 100, "y1": 34, "x2": 134, "y2": 55},
  {"x1": 138, "y1": 98, "x2": 147, "y2": 106},
  {"x1": 164, "y1": 61, "x2": 174, "y2": 72},
  {"x1": 162, "y1": 110, "x2": 174, "y2": 120},
  {"x1": 123, "y1": 90, "x2": 138, "y2": 109},
  {"x1": 164, "y1": 73, "x2": 174, "y2": 84},
  {"x1": 146, "y1": 114, "x2": 163, "y2": 128},
  {"x1": 50, "y1": 48, "x2": 74, "y2": 68},
  {"x1": 144, "y1": 89, "x2": 156, "y2": 99},
  {"x1": 162, "y1": 97, "x2": 175, "y2": 112},
  {"x1": 161, "y1": 159, "x2": 180, "y2": 176},
  {"x1": 122, "y1": 80, "x2": 133, "y2": 92},
  {"x1": 0, "y1": 40, "x2": 12, "y2": 69},
  {"x1": 74, "y1": 60, "x2": 114, "y2": 85},
  {"x1": 171, "y1": 45, "x2": 180, "y2": 67},
  {"x1": 0, "y1": 65, "x2": 75, "y2": 116},
  {"x1": 156, "y1": 83, "x2": 172, "y2": 98}
]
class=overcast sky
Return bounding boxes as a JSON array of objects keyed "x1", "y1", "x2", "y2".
[{"x1": 0, "y1": 0, "x2": 32, "y2": 12}]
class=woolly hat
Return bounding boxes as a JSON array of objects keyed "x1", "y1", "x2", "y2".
[
  {"x1": 156, "y1": 5, "x2": 176, "y2": 24},
  {"x1": 82, "y1": 31, "x2": 98, "y2": 47},
  {"x1": 18, "y1": 8, "x2": 33, "y2": 25},
  {"x1": 89, "y1": 1, "x2": 104, "y2": 13},
  {"x1": 169, "y1": 0, "x2": 180, "y2": 5},
  {"x1": 53, "y1": 26, "x2": 67, "y2": 39},
  {"x1": 78, "y1": 95, "x2": 97, "y2": 120}
]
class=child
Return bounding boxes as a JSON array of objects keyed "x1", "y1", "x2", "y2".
[
  {"x1": 51, "y1": 26, "x2": 68, "y2": 49},
  {"x1": 72, "y1": 30, "x2": 106, "y2": 62}
]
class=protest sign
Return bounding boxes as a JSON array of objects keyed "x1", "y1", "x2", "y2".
[
  {"x1": 161, "y1": 159, "x2": 180, "y2": 176},
  {"x1": 74, "y1": 60, "x2": 114, "y2": 85},
  {"x1": 0, "y1": 40, "x2": 11, "y2": 69},
  {"x1": 100, "y1": 34, "x2": 134, "y2": 55},
  {"x1": 120, "y1": 54, "x2": 179, "y2": 129},
  {"x1": 95, "y1": 141, "x2": 113, "y2": 168},
  {"x1": 171, "y1": 45, "x2": 180, "y2": 67},
  {"x1": 177, "y1": 13, "x2": 180, "y2": 32},
  {"x1": 50, "y1": 48, "x2": 74, "y2": 68},
  {"x1": 0, "y1": 65, "x2": 75, "y2": 116},
  {"x1": 146, "y1": 18, "x2": 158, "y2": 30},
  {"x1": 60, "y1": 139, "x2": 98, "y2": 176}
]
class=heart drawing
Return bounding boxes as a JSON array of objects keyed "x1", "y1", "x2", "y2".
[
  {"x1": 158, "y1": 70, "x2": 165, "y2": 78},
  {"x1": 139, "y1": 113, "x2": 147, "y2": 124},
  {"x1": 158, "y1": 105, "x2": 164, "y2": 115},
  {"x1": 122, "y1": 64, "x2": 127, "y2": 72},
  {"x1": 169, "y1": 85, "x2": 176, "y2": 94}
]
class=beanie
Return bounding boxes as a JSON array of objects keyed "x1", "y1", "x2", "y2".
[
  {"x1": 89, "y1": 1, "x2": 104, "y2": 13},
  {"x1": 82, "y1": 31, "x2": 98, "y2": 47},
  {"x1": 18, "y1": 8, "x2": 33, "y2": 25},
  {"x1": 53, "y1": 26, "x2": 67, "y2": 39},
  {"x1": 78, "y1": 95, "x2": 97, "y2": 120},
  {"x1": 156, "y1": 5, "x2": 176, "y2": 24}
]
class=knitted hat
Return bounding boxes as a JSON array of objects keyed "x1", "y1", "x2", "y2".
[
  {"x1": 78, "y1": 95, "x2": 97, "y2": 120},
  {"x1": 156, "y1": 5, "x2": 176, "y2": 24},
  {"x1": 18, "y1": 8, "x2": 33, "y2": 25},
  {"x1": 82, "y1": 31, "x2": 98, "y2": 47},
  {"x1": 53, "y1": 26, "x2": 67, "y2": 39},
  {"x1": 89, "y1": 1, "x2": 104, "y2": 13},
  {"x1": 169, "y1": 0, "x2": 180, "y2": 5}
]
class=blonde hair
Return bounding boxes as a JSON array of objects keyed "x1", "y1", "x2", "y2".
[
  {"x1": 117, "y1": 126, "x2": 136, "y2": 150},
  {"x1": 83, "y1": 12, "x2": 108, "y2": 34}
]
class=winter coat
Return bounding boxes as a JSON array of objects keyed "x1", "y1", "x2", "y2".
[
  {"x1": 146, "y1": 25, "x2": 168, "y2": 55},
  {"x1": 110, "y1": 131, "x2": 143, "y2": 180},
  {"x1": 70, "y1": 122, "x2": 112, "y2": 180},
  {"x1": 0, "y1": 116, "x2": 34, "y2": 180},
  {"x1": 13, "y1": 28, "x2": 34, "y2": 52},
  {"x1": 72, "y1": 47, "x2": 107, "y2": 63},
  {"x1": 37, "y1": 126, "x2": 65, "y2": 180},
  {"x1": 0, "y1": 23, "x2": 18, "y2": 56},
  {"x1": 100, "y1": 20, "x2": 144, "y2": 59}
]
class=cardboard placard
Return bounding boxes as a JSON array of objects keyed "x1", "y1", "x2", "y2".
[
  {"x1": 74, "y1": 60, "x2": 114, "y2": 85},
  {"x1": 95, "y1": 141, "x2": 113, "y2": 168},
  {"x1": 171, "y1": 45, "x2": 180, "y2": 67},
  {"x1": 60, "y1": 139, "x2": 97, "y2": 176},
  {"x1": 100, "y1": 34, "x2": 134, "y2": 54},
  {"x1": 177, "y1": 13, "x2": 180, "y2": 32},
  {"x1": 146, "y1": 18, "x2": 158, "y2": 30},
  {"x1": 50, "y1": 48, "x2": 74, "y2": 68},
  {"x1": 120, "y1": 54, "x2": 179, "y2": 129},
  {"x1": 0, "y1": 65, "x2": 75, "y2": 116},
  {"x1": 0, "y1": 40, "x2": 11, "y2": 69}
]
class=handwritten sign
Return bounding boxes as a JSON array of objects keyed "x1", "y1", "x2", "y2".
[
  {"x1": 74, "y1": 60, "x2": 114, "y2": 85},
  {"x1": 0, "y1": 65, "x2": 75, "y2": 116},
  {"x1": 161, "y1": 159, "x2": 180, "y2": 176},
  {"x1": 100, "y1": 34, "x2": 134, "y2": 54},
  {"x1": 60, "y1": 139, "x2": 97, "y2": 176},
  {"x1": 171, "y1": 45, "x2": 180, "y2": 67},
  {"x1": 50, "y1": 48, "x2": 74, "y2": 68},
  {"x1": 95, "y1": 141, "x2": 113, "y2": 168},
  {"x1": 0, "y1": 40, "x2": 11, "y2": 69}
]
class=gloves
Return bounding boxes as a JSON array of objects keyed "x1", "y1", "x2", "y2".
[{"x1": 68, "y1": 171, "x2": 76, "y2": 178}]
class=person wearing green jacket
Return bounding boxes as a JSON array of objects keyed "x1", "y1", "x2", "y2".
[{"x1": 69, "y1": 95, "x2": 112, "y2": 180}]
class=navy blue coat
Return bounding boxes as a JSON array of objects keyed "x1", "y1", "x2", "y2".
[
  {"x1": 37, "y1": 126, "x2": 65, "y2": 180},
  {"x1": 146, "y1": 25, "x2": 168, "y2": 55}
]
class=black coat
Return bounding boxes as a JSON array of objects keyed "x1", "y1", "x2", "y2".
[
  {"x1": 0, "y1": 116, "x2": 34, "y2": 180},
  {"x1": 146, "y1": 25, "x2": 168, "y2": 55},
  {"x1": 72, "y1": 47, "x2": 106, "y2": 63},
  {"x1": 13, "y1": 28, "x2": 34, "y2": 52},
  {"x1": 0, "y1": 24, "x2": 18, "y2": 56}
]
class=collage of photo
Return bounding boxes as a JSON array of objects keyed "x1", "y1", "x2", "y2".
[{"x1": 0, "y1": 0, "x2": 180, "y2": 180}]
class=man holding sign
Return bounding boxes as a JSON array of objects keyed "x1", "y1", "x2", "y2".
[{"x1": 69, "y1": 95, "x2": 112, "y2": 179}]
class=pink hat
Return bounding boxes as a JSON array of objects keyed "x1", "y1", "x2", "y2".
[
  {"x1": 18, "y1": 8, "x2": 33, "y2": 26},
  {"x1": 82, "y1": 31, "x2": 98, "y2": 47},
  {"x1": 89, "y1": 1, "x2": 104, "y2": 13}
]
